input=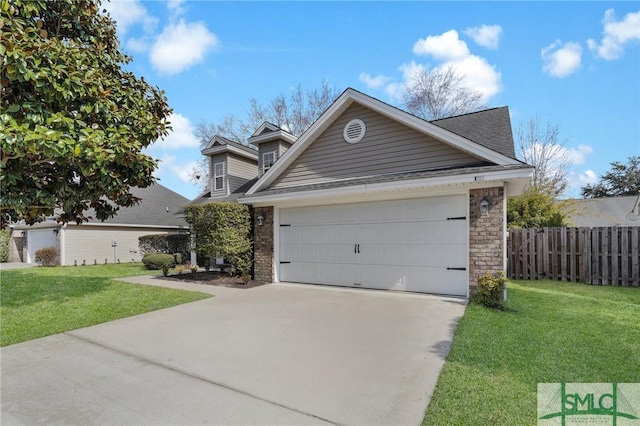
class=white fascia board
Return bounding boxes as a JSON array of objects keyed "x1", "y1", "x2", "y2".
[
  {"x1": 245, "y1": 88, "x2": 520, "y2": 195},
  {"x1": 239, "y1": 167, "x2": 532, "y2": 207},
  {"x1": 202, "y1": 144, "x2": 258, "y2": 161},
  {"x1": 251, "y1": 122, "x2": 280, "y2": 137},
  {"x1": 244, "y1": 91, "x2": 355, "y2": 195},
  {"x1": 248, "y1": 130, "x2": 297, "y2": 146},
  {"x1": 346, "y1": 91, "x2": 520, "y2": 166},
  {"x1": 66, "y1": 223, "x2": 189, "y2": 230}
]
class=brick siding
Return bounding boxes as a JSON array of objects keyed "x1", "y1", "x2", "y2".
[
  {"x1": 253, "y1": 206, "x2": 274, "y2": 283},
  {"x1": 468, "y1": 186, "x2": 505, "y2": 294}
]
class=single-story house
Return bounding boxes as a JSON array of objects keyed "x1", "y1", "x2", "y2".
[
  {"x1": 196, "y1": 88, "x2": 533, "y2": 297},
  {"x1": 8, "y1": 183, "x2": 190, "y2": 266},
  {"x1": 566, "y1": 195, "x2": 640, "y2": 227}
]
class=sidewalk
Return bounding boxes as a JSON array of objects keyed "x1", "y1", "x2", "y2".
[{"x1": 115, "y1": 274, "x2": 241, "y2": 297}]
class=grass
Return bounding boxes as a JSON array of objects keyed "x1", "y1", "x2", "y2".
[
  {"x1": 0, "y1": 263, "x2": 211, "y2": 346},
  {"x1": 423, "y1": 280, "x2": 640, "y2": 425}
]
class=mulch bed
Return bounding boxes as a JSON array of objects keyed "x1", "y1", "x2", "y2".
[{"x1": 160, "y1": 270, "x2": 265, "y2": 289}]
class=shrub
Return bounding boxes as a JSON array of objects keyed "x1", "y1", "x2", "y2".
[
  {"x1": 473, "y1": 271, "x2": 507, "y2": 309},
  {"x1": 35, "y1": 246, "x2": 59, "y2": 266},
  {"x1": 0, "y1": 230, "x2": 9, "y2": 262},
  {"x1": 139, "y1": 234, "x2": 189, "y2": 260},
  {"x1": 173, "y1": 253, "x2": 183, "y2": 265},
  {"x1": 186, "y1": 263, "x2": 198, "y2": 275},
  {"x1": 174, "y1": 264, "x2": 185, "y2": 274},
  {"x1": 142, "y1": 253, "x2": 175, "y2": 276},
  {"x1": 185, "y1": 202, "x2": 252, "y2": 277}
]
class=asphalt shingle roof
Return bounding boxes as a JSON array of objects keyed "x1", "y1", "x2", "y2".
[
  {"x1": 430, "y1": 107, "x2": 517, "y2": 159},
  {"x1": 566, "y1": 196, "x2": 640, "y2": 227}
]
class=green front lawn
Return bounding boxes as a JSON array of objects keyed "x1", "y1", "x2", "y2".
[
  {"x1": 0, "y1": 263, "x2": 211, "y2": 346},
  {"x1": 424, "y1": 280, "x2": 640, "y2": 425}
]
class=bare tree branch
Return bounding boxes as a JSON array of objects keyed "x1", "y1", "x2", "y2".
[
  {"x1": 403, "y1": 66, "x2": 486, "y2": 120},
  {"x1": 516, "y1": 116, "x2": 572, "y2": 197}
]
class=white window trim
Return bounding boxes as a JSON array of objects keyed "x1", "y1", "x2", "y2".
[
  {"x1": 213, "y1": 161, "x2": 225, "y2": 191},
  {"x1": 262, "y1": 151, "x2": 276, "y2": 175}
]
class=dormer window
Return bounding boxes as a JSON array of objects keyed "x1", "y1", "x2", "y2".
[
  {"x1": 262, "y1": 151, "x2": 276, "y2": 175},
  {"x1": 213, "y1": 161, "x2": 225, "y2": 190}
]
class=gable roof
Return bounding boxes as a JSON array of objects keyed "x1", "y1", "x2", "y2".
[
  {"x1": 202, "y1": 135, "x2": 258, "y2": 160},
  {"x1": 248, "y1": 121, "x2": 297, "y2": 146},
  {"x1": 566, "y1": 195, "x2": 640, "y2": 227},
  {"x1": 431, "y1": 107, "x2": 516, "y2": 159},
  {"x1": 245, "y1": 87, "x2": 525, "y2": 196}
]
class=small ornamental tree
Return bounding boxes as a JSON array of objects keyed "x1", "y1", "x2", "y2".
[
  {"x1": 185, "y1": 202, "x2": 252, "y2": 276},
  {"x1": 507, "y1": 187, "x2": 570, "y2": 229},
  {"x1": 1, "y1": 0, "x2": 171, "y2": 225}
]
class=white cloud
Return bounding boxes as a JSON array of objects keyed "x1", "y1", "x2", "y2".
[
  {"x1": 578, "y1": 169, "x2": 598, "y2": 185},
  {"x1": 565, "y1": 144, "x2": 593, "y2": 165},
  {"x1": 442, "y1": 55, "x2": 502, "y2": 102},
  {"x1": 384, "y1": 61, "x2": 426, "y2": 100},
  {"x1": 154, "y1": 113, "x2": 200, "y2": 150},
  {"x1": 541, "y1": 40, "x2": 582, "y2": 78},
  {"x1": 101, "y1": 0, "x2": 157, "y2": 36},
  {"x1": 413, "y1": 30, "x2": 470, "y2": 61},
  {"x1": 359, "y1": 72, "x2": 392, "y2": 89},
  {"x1": 464, "y1": 24, "x2": 502, "y2": 49},
  {"x1": 154, "y1": 155, "x2": 197, "y2": 183},
  {"x1": 150, "y1": 20, "x2": 220, "y2": 75},
  {"x1": 587, "y1": 9, "x2": 640, "y2": 60}
]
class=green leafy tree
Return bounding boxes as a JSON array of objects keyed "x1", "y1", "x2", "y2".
[
  {"x1": 507, "y1": 187, "x2": 569, "y2": 228},
  {"x1": 581, "y1": 156, "x2": 640, "y2": 198},
  {"x1": 185, "y1": 202, "x2": 252, "y2": 276},
  {"x1": 1, "y1": 0, "x2": 171, "y2": 225}
]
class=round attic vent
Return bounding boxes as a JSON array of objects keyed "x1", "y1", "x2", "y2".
[{"x1": 343, "y1": 119, "x2": 366, "y2": 144}]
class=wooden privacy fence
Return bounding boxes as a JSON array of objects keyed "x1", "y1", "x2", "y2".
[{"x1": 508, "y1": 227, "x2": 640, "y2": 286}]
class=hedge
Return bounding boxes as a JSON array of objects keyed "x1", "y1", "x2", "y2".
[{"x1": 139, "y1": 234, "x2": 189, "y2": 260}]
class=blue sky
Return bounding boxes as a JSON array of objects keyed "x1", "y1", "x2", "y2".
[{"x1": 103, "y1": 1, "x2": 640, "y2": 201}]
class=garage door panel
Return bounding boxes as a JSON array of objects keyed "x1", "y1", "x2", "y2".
[
  {"x1": 360, "y1": 265, "x2": 405, "y2": 290},
  {"x1": 404, "y1": 267, "x2": 467, "y2": 295},
  {"x1": 279, "y1": 195, "x2": 468, "y2": 296}
]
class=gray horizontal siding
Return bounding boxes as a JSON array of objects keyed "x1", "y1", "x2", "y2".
[
  {"x1": 228, "y1": 153, "x2": 258, "y2": 193},
  {"x1": 270, "y1": 103, "x2": 484, "y2": 189}
]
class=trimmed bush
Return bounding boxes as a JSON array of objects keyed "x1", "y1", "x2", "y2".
[
  {"x1": 0, "y1": 230, "x2": 9, "y2": 262},
  {"x1": 473, "y1": 271, "x2": 507, "y2": 309},
  {"x1": 173, "y1": 253, "x2": 182, "y2": 265},
  {"x1": 35, "y1": 246, "x2": 59, "y2": 266},
  {"x1": 142, "y1": 253, "x2": 175, "y2": 276},
  {"x1": 139, "y1": 234, "x2": 189, "y2": 261}
]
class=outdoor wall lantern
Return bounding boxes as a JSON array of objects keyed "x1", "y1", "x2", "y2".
[
  {"x1": 257, "y1": 214, "x2": 266, "y2": 226},
  {"x1": 480, "y1": 198, "x2": 490, "y2": 216}
]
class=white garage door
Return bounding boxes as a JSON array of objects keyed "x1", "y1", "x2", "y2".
[
  {"x1": 27, "y1": 229, "x2": 57, "y2": 264},
  {"x1": 279, "y1": 195, "x2": 468, "y2": 296}
]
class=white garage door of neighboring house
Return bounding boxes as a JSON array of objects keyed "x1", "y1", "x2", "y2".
[
  {"x1": 279, "y1": 195, "x2": 468, "y2": 296},
  {"x1": 27, "y1": 229, "x2": 57, "y2": 264}
]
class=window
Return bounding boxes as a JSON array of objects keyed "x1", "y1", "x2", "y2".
[
  {"x1": 262, "y1": 151, "x2": 276, "y2": 175},
  {"x1": 213, "y1": 162, "x2": 224, "y2": 191}
]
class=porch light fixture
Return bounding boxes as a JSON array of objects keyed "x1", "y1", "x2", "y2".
[
  {"x1": 257, "y1": 214, "x2": 265, "y2": 226},
  {"x1": 480, "y1": 198, "x2": 490, "y2": 216}
]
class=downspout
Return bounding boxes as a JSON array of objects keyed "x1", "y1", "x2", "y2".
[{"x1": 59, "y1": 224, "x2": 67, "y2": 266}]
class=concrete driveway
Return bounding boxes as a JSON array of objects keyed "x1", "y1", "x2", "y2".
[{"x1": 1, "y1": 280, "x2": 466, "y2": 426}]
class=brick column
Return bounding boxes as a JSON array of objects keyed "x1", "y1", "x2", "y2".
[
  {"x1": 469, "y1": 186, "x2": 505, "y2": 294},
  {"x1": 253, "y1": 206, "x2": 274, "y2": 283}
]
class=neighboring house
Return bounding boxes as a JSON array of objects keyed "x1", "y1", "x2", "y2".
[
  {"x1": 195, "y1": 88, "x2": 533, "y2": 297},
  {"x1": 9, "y1": 184, "x2": 189, "y2": 266},
  {"x1": 566, "y1": 195, "x2": 640, "y2": 227}
]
